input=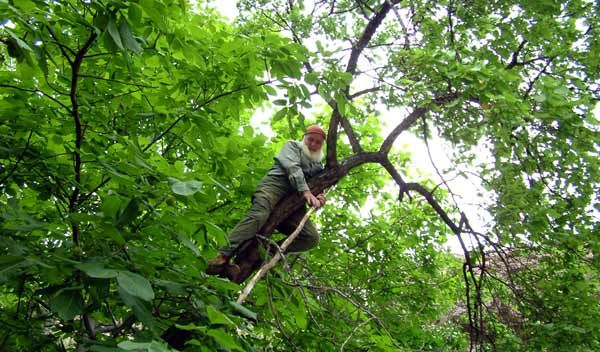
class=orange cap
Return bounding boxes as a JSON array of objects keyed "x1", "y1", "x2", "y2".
[{"x1": 305, "y1": 125, "x2": 326, "y2": 139}]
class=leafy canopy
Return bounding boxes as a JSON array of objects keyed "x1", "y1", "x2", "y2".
[{"x1": 1, "y1": 0, "x2": 599, "y2": 351}]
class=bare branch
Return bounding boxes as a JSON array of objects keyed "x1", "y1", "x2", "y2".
[
  {"x1": 326, "y1": 108, "x2": 341, "y2": 167},
  {"x1": 68, "y1": 30, "x2": 98, "y2": 247},
  {"x1": 340, "y1": 316, "x2": 373, "y2": 352},
  {"x1": 506, "y1": 39, "x2": 528, "y2": 68},
  {"x1": 380, "y1": 92, "x2": 459, "y2": 155},
  {"x1": 348, "y1": 86, "x2": 381, "y2": 100},
  {"x1": 45, "y1": 25, "x2": 75, "y2": 64},
  {"x1": 379, "y1": 106, "x2": 428, "y2": 155},
  {"x1": 346, "y1": 0, "x2": 401, "y2": 75},
  {"x1": 79, "y1": 74, "x2": 157, "y2": 88},
  {"x1": 0, "y1": 84, "x2": 72, "y2": 112},
  {"x1": 237, "y1": 207, "x2": 316, "y2": 304}
]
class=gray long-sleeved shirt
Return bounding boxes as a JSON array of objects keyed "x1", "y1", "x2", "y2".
[{"x1": 267, "y1": 140, "x2": 324, "y2": 192}]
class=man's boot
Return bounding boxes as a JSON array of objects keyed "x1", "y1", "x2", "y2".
[{"x1": 206, "y1": 253, "x2": 230, "y2": 276}]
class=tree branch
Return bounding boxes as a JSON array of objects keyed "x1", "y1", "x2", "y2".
[
  {"x1": 79, "y1": 74, "x2": 157, "y2": 88},
  {"x1": 346, "y1": 0, "x2": 401, "y2": 74},
  {"x1": 348, "y1": 86, "x2": 381, "y2": 100},
  {"x1": 326, "y1": 108, "x2": 341, "y2": 167},
  {"x1": 339, "y1": 115, "x2": 362, "y2": 154},
  {"x1": 68, "y1": 30, "x2": 97, "y2": 247},
  {"x1": 45, "y1": 25, "x2": 75, "y2": 64},
  {"x1": 506, "y1": 39, "x2": 528, "y2": 69},
  {"x1": 379, "y1": 92, "x2": 459, "y2": 155},
  {"x1": 0, "y1": 84, "x2": 72, "y2": 112},
  {"x1": 379, "y1": 106, "x2": 427, "y2": 155}
]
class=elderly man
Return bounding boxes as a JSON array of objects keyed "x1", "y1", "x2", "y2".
[{"x1": 207, "y1": 125, "x2": 327, "y2": 272}]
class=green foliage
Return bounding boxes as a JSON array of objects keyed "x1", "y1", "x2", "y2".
[{"x1": 1, "y1": 0, "x2": 599, "y2": 351}]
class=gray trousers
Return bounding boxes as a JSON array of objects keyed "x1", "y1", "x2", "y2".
[{"x1": 222, "y1": 175, "x2": 319, "y2": 256}]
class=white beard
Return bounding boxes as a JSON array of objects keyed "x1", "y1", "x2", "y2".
[{"x1": 302, "y1": 141, "x2": 323, "y2": 162}]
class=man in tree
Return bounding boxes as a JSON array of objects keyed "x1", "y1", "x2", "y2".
[{"x1": 207, "y1": 125, "x2": 327, "y2": 275}]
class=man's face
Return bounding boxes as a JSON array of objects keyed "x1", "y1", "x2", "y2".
[{"x1": 304, "y1": 133, "x2": 325, "y2": 152}]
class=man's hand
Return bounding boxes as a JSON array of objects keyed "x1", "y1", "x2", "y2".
[
  {"x1": 303, "y1": 191, "x2": 321, "y2": 208},
  {"x1": 316, "y1": 193, "x2": 326, "y2": 207},
  {"x1": 303, "y1": 191, "x2": 326, "y2": 208}
]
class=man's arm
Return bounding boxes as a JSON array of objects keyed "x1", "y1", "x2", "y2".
[
  {"x1": 275, "y1": 142, "x2": 323, "y2": 207},
  {"x1": 275, "y1": 141, "x2": 310, "y2": 192}
]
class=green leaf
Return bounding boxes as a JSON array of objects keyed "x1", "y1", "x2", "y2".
[
  {"x1": 305, "y1": 71, "x2": 319, "y2": 85},
  {"x1": 107, "y1": 13, "x2": 124, "y2": 50},
  {"x1": 533, "y1": 93, "x2": 546, "y2": 103},
  {"x1": 293, "y1": 305, "x2": 307, "y2": 329},
  {"x1": 206, "y1": 306, "x2": 235, "y2": 326},
  {"x1": 207, "y1": 175, "x2": 230, "y2": 193},
  {"x1": 168, "y1": 177, "x2": 203, "y2": 196},
  {"x1": 102, "y1": 195, "x2": 122, "y2": 218},
  {"x1": 554, "y1": 86, "x2": 570, "y2": 97},
  {"x1": 5, "y1": 28, "x2": 32, "y2": 52},
  {"x1": 77, "y1": 262, "x2": 118, "y2": 279},
  {"x1": 206, "y1": 329, "x2": 243, "y2": 351},
  {"x1": 89, "y1": 346, "x2": 128, "y2": 352},
  {"x1": 229, "y1": 301, "x2": 257, "y2": 321},
  {"x1": 263, "y1": 85, "x2": 277, "y2": 95},
  {"x1": 118, "y1": 286, "x2": 154, "y2": 328},
  {"x1": 115, "y1": 198, "x2": 141, "y2": 228},
  {"x1": 128, "y1": 5, "x2": 142, "y2": 25},
  {"x1": 49, "y1": 289, "x2": 84, "y2": 321},
  {"x1": 273, "y1": 107, "x2": 288, "y2": 122},
  {"x1": 335, "y1": 93, "x2": 346, "y2": 116},
  {"x1": 0, "y1": 255, "x2": 28, "y2": 283},
  {"x1": 116, "y1": 271, "x2": 155, "y2": 301},
  {"x1": 177, "y1": 233, "x2": 200, "y2": 256},
  {"x1": 119, "y1": 18, "x2": 143, "y2": 54},
  {"x1": 118, "y1": 341, "x2": 172, "y2": 351}
]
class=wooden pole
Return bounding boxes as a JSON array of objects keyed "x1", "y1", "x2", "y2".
[{"x1": 236, "y1": 206, "x2": 316, "y2": 304}]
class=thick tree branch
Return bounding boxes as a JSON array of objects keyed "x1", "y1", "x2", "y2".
[
  {"x1": 339, "y1": 115, "x2": 362, "y2": 154},
  {"x1": 524, "y1": 59, "x2": 553, "y2": 98},
  {"x1": 379, "y1": 157, "x2": 406, "y2": 188},
  {"x1": 379, "y1": 107, "x2": 427, "y2": 155},
  {"x1": 380, "y1": 93, "x2": 459, "y2": 155},
  {"x1": 506, "y1": 39, "x2": 527, "y2": 69},
  {"x1": 346, "y1": 0, "x2": 401, "y2": 74},
  {"x1": 326, "y1": 108, "x2": 341, "y2": 167}
]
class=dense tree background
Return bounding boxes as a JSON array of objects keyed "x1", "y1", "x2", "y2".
[{"x1": 1, "y1": 0, "x2": 598, "y2": 351}]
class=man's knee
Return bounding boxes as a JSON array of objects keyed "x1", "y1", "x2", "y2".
[{"x1": 291, "y1": 226, "x2": 319, "y2": 252}]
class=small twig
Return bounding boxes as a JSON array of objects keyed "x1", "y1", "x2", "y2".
[
  {"x1": 340, "y1": 316, "x2": 373, "y2": 352},
  {"x1": 263, "y1": 236, "x2": 323, "y2": 330},
  {"x1": 0, "y1": 84, "x2": 72, "y2": 112},
  {"x1": 79, "y1": 74, "x2": 157, "y2": 88}
]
